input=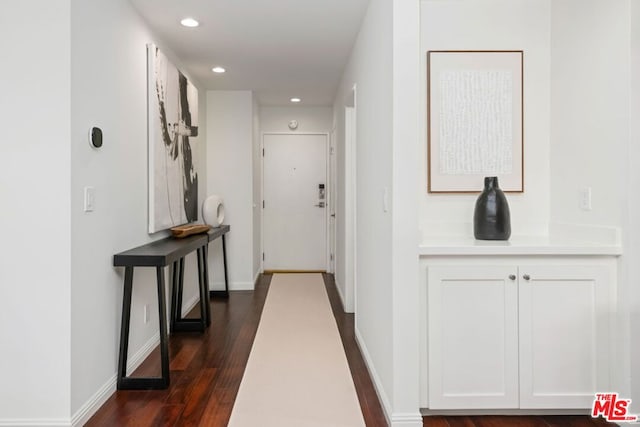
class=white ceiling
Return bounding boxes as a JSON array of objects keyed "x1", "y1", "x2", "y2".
[{"x1": 129, "y1": 0, "x2": 370, "y2": 106}]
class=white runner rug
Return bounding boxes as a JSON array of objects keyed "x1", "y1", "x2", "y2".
[{"x1": 228, "y1": 273, "x2": 366, "y2": 427}]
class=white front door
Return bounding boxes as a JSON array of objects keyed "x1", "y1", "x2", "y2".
[{"x1": 263, "y1": 133, "x2": 328, "y2": 271}]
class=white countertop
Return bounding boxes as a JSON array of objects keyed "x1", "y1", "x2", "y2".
[{"x1": 419, "y1": 234, "x2": 622, "y2": 256}]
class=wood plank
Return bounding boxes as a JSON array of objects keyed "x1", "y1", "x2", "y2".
[
  {"x1": 471, "y1": 415, "x2": 549, "y2": 427},
  {"x1": 542, "y1": 415, "x2": 617, "y2": 427},
  {"x1": 424, "y1": 415, "x2": 451, "y2": 427},
  {"x1": 178, "y1": 368, "x2": 218, "y2": 426},
  {"x1": 150, "y1": 404, "x2": 184, "y2": 427},
  {"x1": 169, "y1": 339, "x2": 202, "y2": 371},
  {"x1": 446, "y1": 416, "x2": 477, "y2": 427}
]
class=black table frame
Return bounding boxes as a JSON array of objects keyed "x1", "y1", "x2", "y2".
[{"x1": 112, "y1": 225, "x2": 230, "y2": 390}]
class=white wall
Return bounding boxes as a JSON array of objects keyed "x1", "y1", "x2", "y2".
[
  {"x1": 69, "y1": 0, "x2": 207, "y2": 422},
  {"x1": 550, "y1": 0, "x2": 632, "y2": 400},
  {"x1": 207, "y1": 91, "x2": 255, "y2": 290},
  {"x1": 626, "y1": 0, "x2": 640, "y2": 414},
  {"x1": 333, "y1": 95, "x2": 354, "y2": 310},
  {"x1": 334, "y1": 0, "x2": 395, "y2": 420},
  {"x1": 260, "y1": 106, "x2": 333, "y2": 133},
  {"x1": 550, "y1": 1, "x2": 629, "y2": 229},
  {"x1": 0, "y1": 1, "x2": 72, "y2": 423},
  {"x1": 252, "y1": 96, "x2": 262, "y2": 279},
  {"x1": 390, "y1": 0, "x2": 422, "y2": 423},
  {"x1": 420, "y1": 0, "x2": 552, "y2": 238}
]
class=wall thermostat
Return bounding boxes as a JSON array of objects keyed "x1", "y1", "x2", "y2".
[
  {"x1": 288, "y1": 120, "x2": 298, "y2": 130},
  {"x1": 89, "y1": 127, "x2": 103, "y2": 148}
]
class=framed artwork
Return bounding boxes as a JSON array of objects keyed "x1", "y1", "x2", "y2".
[
  {"x1": 147, "y1": 44, "x2": 199, "y2": 233},
  {"x1": 427, "y1": 50, "x2": 523, "y2": 193}
]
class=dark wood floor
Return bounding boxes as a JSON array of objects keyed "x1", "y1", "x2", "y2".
[
  {"x1": 87, "y1": 273, "x2": 614, "y2": 427},
  {"x1": 86, "y1": 273, "x2": 386, "y2": 426},
  {"x1": 422, "y1": 415, "x2": 615, "y2": 427}
]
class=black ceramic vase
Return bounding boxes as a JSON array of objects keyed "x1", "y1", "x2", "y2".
[{"x1": 473, "y1": 177, "x2": 511, "y2": 240}]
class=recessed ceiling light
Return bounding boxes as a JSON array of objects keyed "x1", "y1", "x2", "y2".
[
  {"x1": 290, "y1": 97, "x2": 301, "y2": 103},
  {"x1": 180, "y1": 18, "x2": 199, "y2": 27},
  {"x1": 212, "y1": 66, "x2": 226, "y2": 74}
]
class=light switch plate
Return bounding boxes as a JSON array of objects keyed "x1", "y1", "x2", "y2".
[
  {"x1": 579, "y1": 187, "x2": 592, "y2": 211},
  {"x1": 383, "y1": 187, "x2": 389, "y2": 213},
  {"x1": 84, "y1": 186, "x2": 95, "y2": 212}
]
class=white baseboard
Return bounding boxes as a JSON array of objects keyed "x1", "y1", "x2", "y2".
[
  {"x1": 211, "y1": 281, "x2": 255, "y2": 291},
  {"x1": 354, "y1": 326, "x2": 392, "y2": 426},
  {"x1": 126, "y1": 333, "x2": 161, "y2": 378},
  {"x1": 0, "y1": 418, "x2": 70, "y2": 426},
  {"x1": 390, "y1": 413, "x2": 423, "y2": 427},
  {"x1": 354, "y1": 328, "x2": 422, "y2": 427},
  {"x1": 70, "y1": 332, "x2": 160, "y2": 427},
  {"x1": 179, "y1": 293, "x2": 200, "y2": 318},
  {"x1": 254, "y1": 270, "x2": 261, "y2": 284},
  {"x1": 70, "y1": 374, "x2": 116, "y2": 427},
  {"x1": 9, "y1": 293, "x2": 202, "y2": 427}
]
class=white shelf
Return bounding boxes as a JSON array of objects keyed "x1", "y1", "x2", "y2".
[
  {"x1": 419, "y1": 235, "x2": 622, "y2": 256},
  {"x1": 419, "y1": 223, "x2": 622, "y2": 256}
]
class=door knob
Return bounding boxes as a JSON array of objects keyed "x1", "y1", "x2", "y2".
[
  {"x1": 509, "y1": 274, "x2": 516, "y2": 281},
  {"x1": 331, "y1": 214, "x2": 336, "y2": 217},
  {"x1": 523, "y1": 274, "x2": 531, "y2": 281}
]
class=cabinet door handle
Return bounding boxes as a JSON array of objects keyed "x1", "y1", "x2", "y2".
[
  {"x1": 523, "y1": 274, "x2": 531, "y2": 281},
  {"x1": 509, "y1": 274, "x2": 516, "y2": 281}
]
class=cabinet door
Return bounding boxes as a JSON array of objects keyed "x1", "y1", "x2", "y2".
[
  {"x1": 518, "y1": 265, "x2": 611, "y2": 409},
  {"x1": 427, "y1": 266, "x2": 519, "y2": 409}
]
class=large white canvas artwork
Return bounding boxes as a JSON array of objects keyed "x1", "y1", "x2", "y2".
[
  {"x1": 148, "y1": 44, "x2": 199, "y2": 233},
  {"x1": 427, "y1": 51, "x2": 523, "y2": 193},
  {"x1": 439, "y1": 70, "x2": 513, "y2": 175}
]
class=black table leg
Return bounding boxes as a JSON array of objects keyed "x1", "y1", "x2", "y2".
[
  {"x1": 222, "y1": 234, "x2": 230, "y2": 294},
  {"x1": 117, "y1": 266, "x2": 170, "y2": 390},
  {"x1": 117, "y1": 266, "x2": 134, "y2": 388},
  {"x1": 209, "y1": 234, "x2": 230, "y2": 298},
  {"x1": 175, "y1": 258, "x2": 185, "y2": 321},
  {"x1": 170, "y1": 261, "x2": 179, "y2": 333},
  {"x1": 156, "y1": 266, "x2": 170, "y2": 387},
  {"x1": 171, "y1": 251, "x2": 208, "y2": 333},
  {"x1": 202, "y1": 244, "x2": 212, "y2": 325}
]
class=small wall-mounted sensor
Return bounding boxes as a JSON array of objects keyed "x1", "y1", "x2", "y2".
[{"x1": 89, "y1": 127, "x2": 103, "y2": 148}]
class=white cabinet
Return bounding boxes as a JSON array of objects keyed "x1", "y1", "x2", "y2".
[
  {"x1": 518, "y1": 265, "x2": 611, "y2": 409},
  {"x1": 427, "y1": 265, "x2": 519, "y2": 409},
  {"x1": 427, "y1": 261, "x2": 613, "y2": 410}
]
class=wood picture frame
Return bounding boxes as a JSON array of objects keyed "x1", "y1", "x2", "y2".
[{"x1": 427, "y1": 50, "x2": 524, "y2": 193}]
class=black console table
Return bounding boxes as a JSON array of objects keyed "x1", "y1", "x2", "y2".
[{"x1": 112, "y1": 225, "x2": 231, "y2": 390}]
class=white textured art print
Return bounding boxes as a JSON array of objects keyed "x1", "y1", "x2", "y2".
[{"x1": 439, "y1": 70, "x2": 513, "y2": 175}]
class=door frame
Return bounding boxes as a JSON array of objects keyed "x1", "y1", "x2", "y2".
[
  {"x1": 261, "y1": 132, "x2": 331, "y2": 272},
  {"x1": 344, "y1": 85, "x2": 357, "y2": 313},
  {"x1": 329, "y1": 128, "x2": 337, "y2": 275}
]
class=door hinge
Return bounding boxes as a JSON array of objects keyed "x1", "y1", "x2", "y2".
[
  {"x1": 262, "y1": 252, "x2": 265, "y2": 261},
  {"x1": 262, "y1": 200, "x2": 265, "y2": 209},
  {"x1": 330, "y1": 254, "x2": 334, "y2": 261},
  {"x1": 262, "y1": 148, "x2": 265, "y2": 157}
]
